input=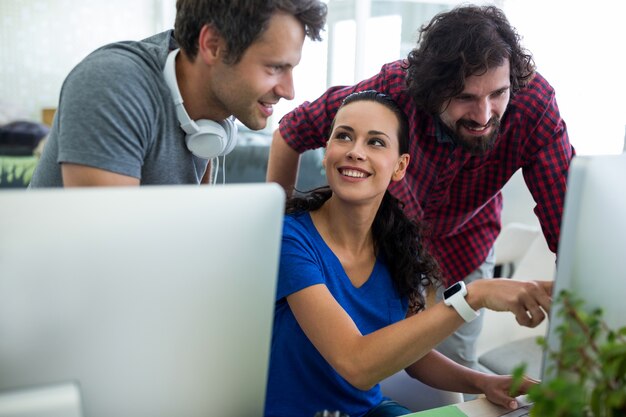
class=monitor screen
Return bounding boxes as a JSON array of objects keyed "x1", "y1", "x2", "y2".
[
  {"x1": 0, "y1": 184, "x2": 284, "y2": 417},
  {"x1": 544, "y1": 153, "x2": 626, "y2": 377}
]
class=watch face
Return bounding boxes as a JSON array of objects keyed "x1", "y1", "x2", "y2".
[{"x1": 444, "y1": 282, "x2": 463, "y2": 299}]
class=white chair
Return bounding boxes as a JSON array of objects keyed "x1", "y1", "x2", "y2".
[
  {"x1": 379, "y1": 371, "x2": 463, "y2": 412},
  {"x1": 493, "y1": 222, "x2": 541, "y2": 277},
  {"x1": 477, "y1": 235, "x2": 556, "y2": 379},
  {"x1": 477, "y1": 221, "x2": 547, "y2": 358},
  {"x1": 510, "y1": 234, "x2": 556, "y2": 281}
]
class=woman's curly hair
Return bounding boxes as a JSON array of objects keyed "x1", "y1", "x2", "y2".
[
  {"x1": 286, "y1": 91, "x2": 442, "y2": 313},
  {"x1": 405, "y1": 5, "x2": 536, "y2": 114}
]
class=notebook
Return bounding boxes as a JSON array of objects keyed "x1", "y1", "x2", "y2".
[{"x1": 0, "y1": 184, "x2": 285, "y2": 417}]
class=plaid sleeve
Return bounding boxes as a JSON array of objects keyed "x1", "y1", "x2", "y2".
[
  {"x1": 278, "y1": 60, "x2": 407, "y2": 153},
  {"x1": 517, "y1": 74, "x2": 575, "y2": 253}
]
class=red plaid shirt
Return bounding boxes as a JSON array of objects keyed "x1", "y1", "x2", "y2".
[{"x1": 279, "y1": 60, "x2": 574, "y2": 285}]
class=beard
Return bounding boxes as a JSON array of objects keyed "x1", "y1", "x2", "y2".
[{"x1": 440, "y1": 116, "x2": 501, "y2": 156}]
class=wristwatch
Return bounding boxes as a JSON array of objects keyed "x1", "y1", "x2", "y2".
[{"x1": 443, "y1": 281, "x2": 480, "y2": 322}]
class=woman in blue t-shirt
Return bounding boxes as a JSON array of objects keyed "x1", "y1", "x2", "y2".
[{"x1": 264, "y1": 90, "x2": 552, "y2": 417}]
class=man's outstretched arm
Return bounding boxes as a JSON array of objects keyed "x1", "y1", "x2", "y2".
[{"x1": 266, "y1": 128, "x2": 301, "y2": 197}]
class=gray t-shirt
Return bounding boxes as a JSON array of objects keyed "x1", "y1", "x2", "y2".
[{"x1": 30, "y1": 31, "x2": 208, "y2": 187}]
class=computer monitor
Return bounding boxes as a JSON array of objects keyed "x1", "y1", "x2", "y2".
[
  {"x1": 544, "y1": 153, "x2": 626, "y2": 378},
  {"x1": 0, "y1": 184, "x2": 285, "y2": 417}
]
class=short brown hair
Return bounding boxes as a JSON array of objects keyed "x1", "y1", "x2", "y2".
[{"x1": 174, "y1": 0, "x2": 327, "y2": 64}]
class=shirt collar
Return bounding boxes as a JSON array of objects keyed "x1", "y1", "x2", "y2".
[{"x1": 433, "y1": 117, "x2": 455, "y2": 144}]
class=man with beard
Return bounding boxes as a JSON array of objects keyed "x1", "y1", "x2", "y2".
[
  {"x1": 266, "y1": 4, "x2": 574, "y2": 377},
  {"x1": 30, "y1": 0, "x2": 327, "y2": 187}
]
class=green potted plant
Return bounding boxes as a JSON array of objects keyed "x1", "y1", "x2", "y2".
[{"x1": 513, "y1": 290, "x2": 626, "y2": 417}]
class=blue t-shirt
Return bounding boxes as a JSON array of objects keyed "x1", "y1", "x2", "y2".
[{"x1": 264, "y1": 212, "x2": 409, "y2": 417}]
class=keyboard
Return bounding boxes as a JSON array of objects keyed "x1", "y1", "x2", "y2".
[{"x1": 500, "y1": 404, "x2": 532, "y2": 417}]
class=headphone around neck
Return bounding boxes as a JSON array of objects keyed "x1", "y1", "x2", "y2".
[{"x1": 162, "y1": 48, "x2": 237, "y2": 159}]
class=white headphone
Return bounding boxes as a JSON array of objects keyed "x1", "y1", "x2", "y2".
[{"x1": 162, "y1": 48, "x2": 237, "y2": 159}]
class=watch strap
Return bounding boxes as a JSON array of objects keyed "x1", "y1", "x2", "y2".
[
  {"x1": 444, "y1": 282, "x2": 480, "y2": 323},
  {"x1": 448, "y1": 292, "x2": 479, "y2": 322}
]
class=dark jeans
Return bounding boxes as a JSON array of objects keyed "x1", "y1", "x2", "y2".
[{"x1": 363, "y1": 400, "x2": 412, "y2": 417}]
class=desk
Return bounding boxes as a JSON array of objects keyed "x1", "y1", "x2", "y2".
[{"x1": 404, "y1": 396, "x2": 531, "y2": 417}]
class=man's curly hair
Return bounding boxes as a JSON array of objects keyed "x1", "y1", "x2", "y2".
[{"x1": 405, "y1": 5, "x2": 536, "y2": 114}]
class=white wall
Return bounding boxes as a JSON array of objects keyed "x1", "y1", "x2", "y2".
[
  {"x1": 278, "y1": 0, "x2": 626, "y2": 155},
  {"x1": 503, "y1": 0, "x2": 626, "y2": 155},
  {"x1": 0, "y1": 0, "x2": 171, "y2": 123},
  {"x1": 1, "y1": 0, "x2": 624, "y2": 155}
]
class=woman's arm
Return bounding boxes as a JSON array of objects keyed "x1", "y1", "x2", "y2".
[
  {"x1": 286, "y1": 278, "x2": 551, "y2": 391},
  {"x1": 405, "y1": 350, "x2": 538, "y2": 410},
  {"x1": 287, "y1": 284, "x2": 464, "y2": 390}
]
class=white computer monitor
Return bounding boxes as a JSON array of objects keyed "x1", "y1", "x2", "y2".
[
  {"x1": 544, "y1": 153, "x2": 626, "y2": 377},
  {"x1": 0, "y1": 184, "x2": 284, "y2": 417}
]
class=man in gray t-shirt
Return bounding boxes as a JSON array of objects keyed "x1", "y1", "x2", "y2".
[{"x1": 30, "y1": 0, "x2": 327, "y2": 187}]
